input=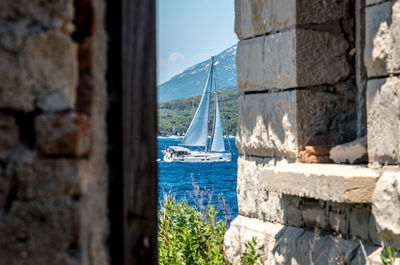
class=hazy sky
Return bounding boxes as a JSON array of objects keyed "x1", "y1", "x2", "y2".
[{"x1": 157, "y1": 0, "x2": 238, "y2": 84}]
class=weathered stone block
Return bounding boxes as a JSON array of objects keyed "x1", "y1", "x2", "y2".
[
  {"x1": 372, "y1": 169, "x2": 400, "y2": 249},
  {"x1": 327, "y1": 202, "x2": 350, "y2": 235},
  {"x1": 300, "y1": 199, "x2": 329, "y2": 229},
  {"x1": 0, "y1": 31, "x2": 77, "y2": 112},
  {"x1": 263, "y1": 31, "x2": 297, "y2": 90},
  {"x1": 0, "y1": 197, "x2": 79, "y2": 265},
  {"x1": 225, "y1": 215, "x2": 376, "y2": 265},
  {"x1": 0, "y1": 113, "x2": 19, "y2": 159},
  {"x1": 224, "y1": 215, "x2": 285, "y2": 264},
  {"x1": 235, "y1": 0, "x2": 349, "y2": 40},
  {"x1": 350, "y1": 205, "x2": 370, "y2": 241},
  {"x1": 237, "y1": 156, "x2": 287, "y2": 222},
  {"x1": 237, "y1": 87, "x2": 354, "y2": 158},
  {"x1": 13, "y1": 159, "x2": 92, "y2": 200},
  {"x1": 35, "y1": 112, "x2": 92, "y2": 157},
  {"x1": 237, "y1": 92, "x2": 298, "y2": 157},
  {"x1": 260, "y1": 163, "x2": 380, "y2": 203},
  {"x1": 36, "y1": 92, "x2": 75, "y2": 112},
  {"x1": 237, "y1": 37, "x2": 265, "y2": 91},
  {"x1": 295, "y1": 29, "x2": 350, "y2": 88},
  {"x1": 25, "y1": 32, "x2": 78, "y2": 98},
  {"x1": 367, "y1": 77, "x2": 400, "y2": 164},
  {"x1": 238, "y1": 29, "x2": 350, "y2": 93},
  {"x1": 364, "y1": 1, "x2": 399, "y2": 77},
  {"x1": 0, "y1": 0, "x2": 74, "y2": 27}
]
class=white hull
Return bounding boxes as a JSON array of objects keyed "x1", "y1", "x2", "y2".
[{"x1": 163, "y1": 151, "x2": 231, "y2": 163}]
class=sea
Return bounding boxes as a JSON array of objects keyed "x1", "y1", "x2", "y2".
[{"x1": 158, "y1": 137, "x2": 238, "y2": 221}]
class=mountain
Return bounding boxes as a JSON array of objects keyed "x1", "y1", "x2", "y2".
[
  {"x1": 157, "y1": 45, "x2": 237, "y2": 103},
  {"x1": 158, "y1": 88, "x2": 238, "y2": 136}
]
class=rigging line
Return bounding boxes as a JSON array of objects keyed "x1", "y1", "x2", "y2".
[
  {"x1": 205, "y1": 57, "x2": 214, "y2": 152},
  {"x1": 214, "y1": 65, "x2": 233, "y2": 153}
]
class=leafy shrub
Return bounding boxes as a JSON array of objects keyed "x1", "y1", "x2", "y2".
[
  {"x1": 240, "y1": 237, "x2": 263, "y2": 265},
  {"x1": 158, "y1": 195, "x2": 264, "y2": 265},
  {"x1": 158, "y1": 195, "x2": 226, "y2": 265},
  {"x1": 381, "y1": 246, "x2": 397, "y2": 265}
]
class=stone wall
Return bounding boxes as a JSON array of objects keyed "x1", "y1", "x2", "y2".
[
  {"x1": 0, "y1": 0, "x2": 108, "y2": 264},
  {"x1": 226, "y1": 0, "x2": 400, "y2": 264},
  {"x1": 236, "y1": 0, "x2": 357, "y2": 161}
]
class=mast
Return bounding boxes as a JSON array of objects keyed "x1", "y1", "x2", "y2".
[{"x1": 205, "y1": 57, "x2": 214, "y2": 152}]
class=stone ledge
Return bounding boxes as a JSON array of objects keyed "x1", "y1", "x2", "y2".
[
  {"x1": 260, "y1": 163, "x2": 380, "y2": 203},
  {"x1": 224, "y1": 215, "x2": 385, "y2": 265}
]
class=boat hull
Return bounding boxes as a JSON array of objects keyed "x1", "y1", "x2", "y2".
[{"x1": 163, "y1": 151, "x2": 232, "y2": 163}]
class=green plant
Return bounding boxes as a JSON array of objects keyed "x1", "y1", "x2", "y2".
[
  {"x1": 158, "y1": 194, "x2": 265, "y2": 265},
  {"x1": 158, "y1": 195, "x2": 227, "y2": 265},
  {"x1": 381, "y1": 246, "x2": 397, "y2": 265},
  {"x1": 240, "y1": 237, "x2": 264, "y2": 265}
]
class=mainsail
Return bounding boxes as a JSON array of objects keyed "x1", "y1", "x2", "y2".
[
  {"x1": 181, "y1": 58, "x2": 214, "y2": 146},
  {"x1": 209, "y1": 90, "x2": 225, "y2": 152}
]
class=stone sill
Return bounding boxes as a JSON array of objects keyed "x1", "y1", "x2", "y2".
[{"x1": 260, "y1": 163, "x2": 380, "y2": 203}]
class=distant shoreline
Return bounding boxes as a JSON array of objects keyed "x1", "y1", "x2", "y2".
[{"x1": 157, "y1": 135, "x2": 236, "y2": 139}]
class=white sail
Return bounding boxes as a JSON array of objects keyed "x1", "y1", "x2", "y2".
[
  {"x1": 181, "y1": 59, "x2": 213, "y2": 146},
  {"x1": 209, "y1": 90, "x2": 226, "y2": 152}
]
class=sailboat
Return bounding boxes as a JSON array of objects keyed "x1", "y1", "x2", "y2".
[{"x1": 162, "y1": 57, "x2": 233, "y2": 163}]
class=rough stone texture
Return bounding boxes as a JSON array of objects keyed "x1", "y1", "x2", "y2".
[
  {"x1": 0, "y1": 31, "x2": 78, "y2": 112},
  {"x1": 0, "y1": 146, "x2": 90, "y2": 265},
  {"x1": 0, "y1": 0, "x2": 76, "y2": 113},
  {"x1": 364, "y1": 1, "x2": 400, "y2": 77},
  {"x1": 367, "y1": 77, "x2": 400, "y2": 165},
  {"x1": 237, "y1": 85, "x2": 357, "y2": 158},
  {"x1": 237, "y1": 156, "x2": 288, "y2": 222},
  {"x1": 224, "y1": 215, "x2": 384, "y2": 265},
  {"x1": 0, "y1": 0, "x2": 74, "y2": 26},
  {"x1": 260, "y1": 163, "x2": 380, "y2": 203},
  {"x1": 263, "y1": 31, "x2": 297, "y2": 90},
  {"x1": 364, "y1": 1, "x2": 390, "y2": 77},
  {"x1": 237, "y1": 92, "x2": 297, "y2": 158},
  {"x1": 300, "y1": 199, "x2": 328, "y2": 229},
  {"x1": 237, "y1": 37, "x2": 265, "y2": 91},
  {"x1": 0, "y1": 197, "x2": 81, "y2": 265},
  {"x1": 35, "y1": 112, "x2": 92, "y2": 157},
  {"x1": 372, "y1": 168, "x2": 400, "y2": 249},
  {"x1": 237, "y1": 156, "x2": 380, "y2": 241},
  {"x1": 237, "y1": 29, "x2": 351, "y2": 93},
  {"x1": 0, "y1": 113, "x2": 19, "y2": 160},
  {"x1": 0, "y1": 0, "x2": 109, "y2": 264},
  {"x1": 295, "y1": 29, "x2": 351, "y2": 88},
  {"x1": 330, "y1": 136, "x2": 368, "y2": 164},
  {"x1": 350, "y1": 205, "x2": 371, "y2": 241},
  {"x1": 36, "y1": 92, "x2": 75, "y2": 112},
  {"x1": 234, "y1": 0, "x2": 349, "y2": 40}
]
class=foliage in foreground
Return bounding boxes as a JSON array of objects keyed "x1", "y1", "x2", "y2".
[
  {"x1": 158, "y1": 195, "x2": 226, "y2": 264},
  {"x1": 158, "y1": 195, "x2": 264, "y2": 265},
  {"x1": 381, "y1": 246, "x2": 398, "y2": 265},
  {"x1": 240, "y1": 237, "x2": 263, "y2": 265}
]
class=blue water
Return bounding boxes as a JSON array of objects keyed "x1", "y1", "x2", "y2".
[{"x1": 158, "y1": 137, "x2": 238, "y2": 221}]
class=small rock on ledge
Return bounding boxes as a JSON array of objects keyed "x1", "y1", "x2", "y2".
[{"x1": 330, "y1": 136, "x2": 368, "y2": 164}]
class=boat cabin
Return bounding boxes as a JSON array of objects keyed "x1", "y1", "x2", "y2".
[{"x1": 167, "y1": 146, "x2": 190, "y2": 156}]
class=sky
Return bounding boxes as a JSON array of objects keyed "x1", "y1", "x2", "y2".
[{"x1": 157, "y1": 0, "x2": 238, "y2": 84}]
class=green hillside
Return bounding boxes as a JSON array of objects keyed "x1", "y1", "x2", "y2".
[{"x1": 158, "y1": 89, "x2": 238, "y2": 136}]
